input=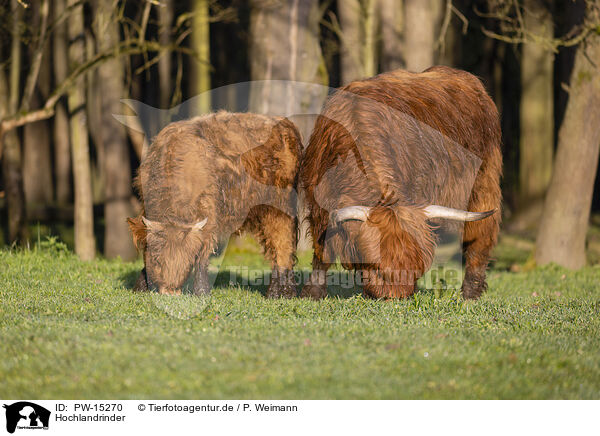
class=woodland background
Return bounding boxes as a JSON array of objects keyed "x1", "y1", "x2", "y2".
[{"x1": 0, "y1": 0, "x2": 599, "y2": 270}]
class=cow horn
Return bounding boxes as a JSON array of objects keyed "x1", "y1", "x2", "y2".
[
  {"x1": 331, "y1": 205, "x2": 496, "y2": 225},
  {"x1": 330, "y1": 206, "x2": 372, "y2": 224},
  {"x1": 141, "y1": 216, "x2": 160, "y2": 229},
  {"x1": 423, "y1": 205, "x2": 496, "y2": 221},
  {"x1": 191, "y1": 217, "x2": 208, "y2": 231}
]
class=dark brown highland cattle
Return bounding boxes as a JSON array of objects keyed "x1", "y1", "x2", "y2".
[
  {"x1": 128, "y1": 111, "x2": 301, "y2": 297},
  {"x1": 300, "y1": 66, "x2": 502, "y2": 300}
]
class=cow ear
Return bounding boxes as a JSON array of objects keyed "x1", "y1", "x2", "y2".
[
  {"x1": 127, "y1": 217, "x2": 147, "y2": 251},
  {"x1": 191, "y1": 217, "x2": 208, "y2": 232}
]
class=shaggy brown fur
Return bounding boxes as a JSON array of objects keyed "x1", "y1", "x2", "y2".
[
  {"x1": 300, "y1": 66, "x2": 502, "y2": 300},
  {"x1": 128, "y1": 111, "x2": 302, "y2": 297}
]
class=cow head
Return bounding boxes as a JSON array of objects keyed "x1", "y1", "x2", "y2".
[
  {"x1": 328, "y1": 204, "x2": 496, "y2": 298},
  {"x1": 128, "y1": 216, "x2": 208, "y2": 294}
]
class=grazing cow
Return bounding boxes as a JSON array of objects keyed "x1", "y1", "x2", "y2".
[
  {"x1": 300, "y1": 66, "x2": 502, "y2": 300},
  {"x1": 128, "y1": 111, "x2": 301, "y2": 297}
]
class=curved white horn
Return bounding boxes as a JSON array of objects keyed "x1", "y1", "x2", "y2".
[
  {"x1": 424, "y1": 205, "x2": 496, "y2": 221},
  {"x1": 331, "y1": 206, "x2": 372, "y2": 224},
  {"x1": 191, "y1": 217, "x2": 208, "y2": 231},
  {"x1": 141, "y1": 216, "x2": 160, "y2": 230},
  {"x1": 332, "y1": 205, "x2": 496, "y2": 225}
]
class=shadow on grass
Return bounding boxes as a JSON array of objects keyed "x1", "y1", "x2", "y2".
[
  {"x1": 212, "y1": 268, "x2": 459, "y2": 299},
  {"x1": 209, "y1": 268, "x2": 363, "y2": 299},
  {"x1": 121, "y1": 269, "x2": 141, "y2": 290},
  {"x1": 119, "y1": 265, "x2": 466, "y2": 299},
  {"x1": 119, "y1": 267, "x2": 363, "y2": 299}
]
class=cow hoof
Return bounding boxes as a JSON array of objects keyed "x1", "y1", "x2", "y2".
[
  {"x1": 300, "y1": 283, "x2": 327, "y2": 300},
  {"x1": 193, "y1": 287, "x2": 212, "y2": 297},
  {"x1": 266, "y1": 281, "x2": 297, "y2": 299},
  {"x1": 133, "y1": 271, "x2": 149, "y2": 292},
  {"x1": 193, "y1": 277, "x2": 211, "y2": 296},
  {"x1": 462, "y1": 270, "x2": 487, "y2": 300}
]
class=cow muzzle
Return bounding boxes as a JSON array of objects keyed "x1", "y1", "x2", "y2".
[{"x1": 158, "y1": 288, "x2": 182, "y2": 296}]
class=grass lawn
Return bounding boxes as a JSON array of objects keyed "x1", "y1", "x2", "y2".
[{"x1": 1, "y1": 236, "x2": 599, "y2": 399}]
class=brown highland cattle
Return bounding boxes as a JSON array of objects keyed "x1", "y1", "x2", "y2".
[
  {"x1": 128, "y1": 111, "x2": 301, "y2": 297},
  {"x1": 300, "y1": 66, "x2": 502, "y2": 300}
]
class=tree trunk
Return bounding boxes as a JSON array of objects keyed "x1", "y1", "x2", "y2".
[
  {"x1": 338, "y1": 0, "x2": 378, "y2": 84},
  {"x1": 23, "y1": 1, "x2": 53, "y2": 208},
  {"x1": 86, "y1": 27, "x2": 105, "y2": 205},
  {"x1": 535, "y1": 18, "x2": 600, "y2": 269},
  {"x1": 338, "y1": 0, "x2": 362, "y2": 83},
  {"x1": 249, "y1": 0, "x2": 328, "y2": 118},
  {"x1": 159, "y1": 0, "x2": 174, "y2": 108},
  {"x1": 249, "y1": 0, "x2": 328, "y2": 251},
  {"x1": 519, "y1": 0, "x2": 554, "y2": 203},
  {"x1": 1, "y1": 130, "x2": 26, "y2": 245},
  {"x1": 363, "y1": 0, "x2": 377, "y2": 78},
  {"x1": 95, "y1": 0, "x2": 136, "y2": 260},
  {"x1": 52, "y1": 0, "x2": 72, "y2": 205},
  {"x1": 2, "y1": 0, "x2": 28, "y2": 245},
  {"x1": 68, "y1": 0, "x2": 96, "y2": 260},
  {"x1": 192, "y1": 0, "x2": 211, "y2": 114},
  {"x1": 379, "y1": 0, "x2": 404, "y2": 71},
  {"x1": 23, "y1": 105, "x2": 53, "y2": 207},
  {"x1": 404, "y1": 0, "x2": 438, "y2": 72}
]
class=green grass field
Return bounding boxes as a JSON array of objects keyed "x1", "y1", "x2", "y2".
[{"x1": 1, "y1": 235, "x2": 599, "y2": 399}]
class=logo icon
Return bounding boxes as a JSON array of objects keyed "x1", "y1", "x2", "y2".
[{"x1": 3, "y1": 402, "x2": 50, "y2": 434}]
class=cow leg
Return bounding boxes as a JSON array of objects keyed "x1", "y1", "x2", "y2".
[
  {"x1": 300, "y1": 256, "x2": 330, "y2": 300},
  {"x1": 250, "y1": 207, "x2": 298, "y2": 298},
  {"x1": 300, "y1": 208, "x2": 330, "y2": 300},
  {"x1": 193, "y1": 257, "x2": 211, "y2": 296},
  {"x1": 462, "y1": 214, "x2": 500, "y2": 299},
  {"x1": 267, "y1": 266, "x2": 296, "y2": 299},
  {"x1": 462, "y1": 161, "x2": 501, "y2": 299}
]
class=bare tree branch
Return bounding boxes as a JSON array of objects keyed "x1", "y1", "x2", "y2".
[
  {"x1": 480, "y1": 0, "x2": 600, "y2": 52},
  {"x1": 452, "y1": 4, "x2": 469, "y2": 34},
  {"x1": 0, "y1": 40, "x2": 194, "y2": 147},
  {"x1": 0, "y1": 0, "x2": 239, "y2": 158}
]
